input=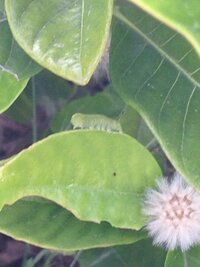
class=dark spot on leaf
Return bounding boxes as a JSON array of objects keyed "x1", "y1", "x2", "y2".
[{"x1": 113, "y1": 172, "x2": 116, "y2": 176}]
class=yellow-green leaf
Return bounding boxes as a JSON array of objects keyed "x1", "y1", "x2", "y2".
[{"x1": 0, "y1": 131, "x2": 161, "y2": 230}]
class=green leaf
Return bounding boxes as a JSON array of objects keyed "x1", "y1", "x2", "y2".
[
  {"x1": 5, "y1": 0, "x2": 113, "y2": 85},
  {"x1": 130, "y1": 0, "x2": 200, "y2": 56},
  {"x1": 0, "y1": 21, "x2": 42, "y2": 80},
  {"x1": 0, "y1": 15, "x2": 41, "y2": 113},
  {"x1": 0, "y1": 199, "x2": 145, "y2": 251},
  {"x1": 0, "y1": 72, "x2": 28, "y2": 113},
  {"x1": 165, "y1": 248, "x2": 200, "y2": 267},
  {"x1": 136, "y1": 120, "x2": 155, "y2": 148},
  {"x1": 79, "y1": 239, "x2": 167, "y2": 267},
  {"x1": 110, "y1": 2, "x2": 200, "y2": 186},
  {"x1": 119, "y1": 105, "x2": 141, "y2": 137},
  {"x1": 0, "y1": 0, "x2": 4, "y2": 14},
  {"x1": 0, "y1": 131, "x2": 161, "y2": 230}
]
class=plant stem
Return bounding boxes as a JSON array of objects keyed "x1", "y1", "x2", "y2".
[
  {"x1": 183, "y1": 252, "x2": 189, "y2": 267},
  {"x1": 69, "y1": 251, "x2": 82, "y2": 267},
  {"x1": 31, "y1": 77, "x2": 37, "y2": 143}
]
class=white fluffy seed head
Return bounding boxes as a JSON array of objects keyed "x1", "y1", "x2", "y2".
[{"x1": 143, "y1": 173, "x2": 200, "y2": 251}]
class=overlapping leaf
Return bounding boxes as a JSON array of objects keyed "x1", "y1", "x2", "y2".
[
  {"x1": 0, "y1": 72, "x2": 28, "y2": 113},
  {"x1": 0, "y1": 131, "x2": 161, "y2": 230},
  {"x1": 5, "y1": 0, "x2": 113, "y2": 85},
  {"x1": 0, "y1": 11, "x2": 41, "y2": 113},
  {"x1": 130, "y1": 0, "x2": 200, "y2": 56},
  {"x1": 0, "y1": 21, "x2": 41, "y2": 80},
  {"x1": 0, "y1": 199, "x2": 145, "y2": 251},
  {"x1": 111, "y1": 1, "x2": 200, "y2": 186}
]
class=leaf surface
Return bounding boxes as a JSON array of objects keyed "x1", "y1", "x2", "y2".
[
  {"x1": 0, "y1": 21, "x2": 41, "y2": 80},
  {"x1": 0, "y1": 72, "x2": 28, "y2": 113},
  {"x1": 130, "y1": 0, "x2": 200, "y2": 55},
  {"x1": 5, "y1": 0, "x2": 113, "y2": 85},
  {"x1": 0, "y1": 131, "x2": 161, "y2": 230},
  {"x1": 111, "y1": 1, "x2": 200, "y2": 186},
  {"x1": 0, "y1": 199, "x2": 145, "y2": 251}
]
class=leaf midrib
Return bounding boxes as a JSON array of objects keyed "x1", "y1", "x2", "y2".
[{"x1": 114, "y1": 8, "x2": 200, "y2": 89}]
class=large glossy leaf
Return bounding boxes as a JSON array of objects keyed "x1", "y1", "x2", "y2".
[
  {"x1": 130, "y1": 0, "x2": 200, "y2": 56},
  {"x1": 0, "y1": 199, "x2": 145, "y2": 251},
  {"x1": 79, "y1": 239, "x2": 167, "y2": 267},
  {"x1": 5, "y1": 0, "x2": 113, "y2": 85},
  {"x1": 0, "y1": 131, "x2": 161, "y2": 230},
  {"x1": 165, "y1": 248, "x2": 200, "y2": 267},
  {"x1": 111, "y1": 1, "x2": 200, "y2": 186}
]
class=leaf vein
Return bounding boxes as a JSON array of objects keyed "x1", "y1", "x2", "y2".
[
  {"x1": 134, "y1": 57, "x2": 165, "y2": 99},
  {"x1": 121, "y1": 42, "x2": 147, "y2": 79},
  {"x1": 178, "y1": 48, "x2": 193, "y2": 63},
  {"x1": 114, "y1": 9, "x2": 200, "y2": 88},
  {"x1": 160, "y1": 33, "x2": 178, "y2": 48},
  {"x1": 180, "y1": 85, "x2": 196, "y2": 170},
  {"x1": 158, "y1": 71, "x2": 181, "y2": 129},
  {"x1": 190, "y1": 67, "x2": 200, "y2": 76}
]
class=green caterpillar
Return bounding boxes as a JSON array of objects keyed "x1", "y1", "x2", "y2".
[{"x1": 71, "y1": 113, "x2": 123, "y2": 133}]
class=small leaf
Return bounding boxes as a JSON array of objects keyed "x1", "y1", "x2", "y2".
[
  {"x1": 0, "y1": 199, "x2": 145, "y2": 251},
  {"x1": 0, "y1": 131, "x2": 161, "y2": 230},
  {"x1": 0, "y1": 13, "x2": 41, "y2": 113},
  {"x1": 110, "y1": 1, "x2": 200, "y2": 186},
  {"x1": 130, "y1": 0, "x2": 200, "y2": 56},
  {"x1": 0, "y1": 72, "x2": 28, "y2": 113},
  {"x1": 5, "y1": 0, "x2": 113, "y2": 85}
]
